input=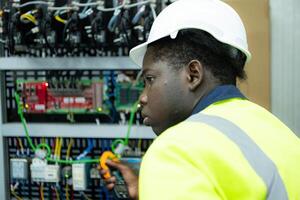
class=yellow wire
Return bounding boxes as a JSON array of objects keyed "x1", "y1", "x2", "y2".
[
  {"x1": 55, "y1": 188, "x2": 60, "y2": 200},
  {"x1": 65, "y1": 184, "x2": 70, "y2": 200},
  {"x1": 54, "y1": 15, "x2": 67, "y2": 24},
  {"x1": 66, "y1": 138, "x2": 74, "y2": 160},
  {"x1": 65, "y1": 138, "x2": 73, "y2": 200},
  {"x1": 20, "y1": 13, "x2": 37, "y2": 25},
  {"x1": 40, "y1": 184, "x2": 44, "y2": 200},
  {"x1": 138, "y1": 139, "x2": 142, "y2": 152},
  {"x1": 56, "y1": 138, "x2": 60, "y2": 158},
  {"x1": 17, "y1": 137, "x2": 24, "y2": 153},
  {"x1": 54, "y1": 138, "x2": 59, "y2": 158},
  {"x1": 54, "y1": 137, "x2": 62, "y2": 158},
  {"x1": 42, "y1": 137, "x2": 45, "y2": 150},
  {"x1": 11, "y1": 190, "x2": 23, "y2": 200}
]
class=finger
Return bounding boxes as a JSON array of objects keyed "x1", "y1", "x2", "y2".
[
  {"x1": 104, "y1": 176, "x2": 116, "y2": 184},
  {"x1": 106, "y1": 183, "x2": 115, "y2": 190},
  {"x1": 100, "y1": 169, "x2": 109, "y2": 175},
  {"x1": 106, "y1": 159, "x2": 121, "y2": 168},
  {"x1": 106, "y1": 160, "x2": 129, "y2": 172}
]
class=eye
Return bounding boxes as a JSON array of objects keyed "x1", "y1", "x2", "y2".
[
  {"x1": 146, "y1": 76, "x2": 154, "y2": 82},
  {"x1": 144, "y1": 75, "x2": 155, "y2": 85}
]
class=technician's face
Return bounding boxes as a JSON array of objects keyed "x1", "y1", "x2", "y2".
[{"x1": 139, "y1": 47, "x2": 188, "y2": 135}]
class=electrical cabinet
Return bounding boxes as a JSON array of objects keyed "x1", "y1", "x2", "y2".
[{"x1": 0, "y1": 0, "x2": 163, "y2": 199}]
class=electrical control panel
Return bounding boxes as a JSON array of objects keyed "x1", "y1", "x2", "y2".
[
  {"x1": 16, "y1": 79, "x2": 105, "y2": 114},
  {"x1": 4, "y1": 69, "x2": 144, "y2": 123},
  {"x1": 6, "y1": 137, "x2": 153, "y2": 200}
]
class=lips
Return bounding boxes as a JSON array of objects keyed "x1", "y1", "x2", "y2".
[{"x1": 141, "y1": 112, "x2": 151, "y2": 126}]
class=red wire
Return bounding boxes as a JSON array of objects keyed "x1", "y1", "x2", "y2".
[
  {"x1": 71, "y1": 187, "x2": 74, "y2": 200},
  {"x1": 52, "y1": 138, "x2": 56, "y2": 155},
  {"x1": 52, "y1": 187, "x2": 56, "y2": 200}
]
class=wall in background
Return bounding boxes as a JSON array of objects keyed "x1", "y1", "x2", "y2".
[
  {"x1": 225, "y1": 0, "x2": 271, "y2": 110},
  {"x1": 270, "y1": 0, "x2": 300, "y2": 136}
]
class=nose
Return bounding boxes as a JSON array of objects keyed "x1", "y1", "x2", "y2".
[{"x1": 139, "y1": 90, "x2": 148, "y2": 106}]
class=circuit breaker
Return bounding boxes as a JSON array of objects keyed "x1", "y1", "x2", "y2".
[
  {"x1": 10, "y1": 158, "x2": 28, "y2": 180},
  {"x1": 72, "y1": 163, "x2": 88, "y2": 191}
]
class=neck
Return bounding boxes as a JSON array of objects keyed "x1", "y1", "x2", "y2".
[{"x1": 192, "y1": 78, "x2": 220, "y2": 114}]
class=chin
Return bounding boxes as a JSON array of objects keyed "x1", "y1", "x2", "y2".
[{"x1": 152, "y1": 126, "x2": 165, "y2": 136}]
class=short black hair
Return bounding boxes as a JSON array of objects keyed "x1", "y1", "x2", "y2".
[{"x1": 148, "y1": 29, "x2": 247, "y2": 85}]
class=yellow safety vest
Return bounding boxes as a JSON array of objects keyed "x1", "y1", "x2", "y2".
[{"x1": 139, "y1": 98, "x2": 300, "y2": 200}]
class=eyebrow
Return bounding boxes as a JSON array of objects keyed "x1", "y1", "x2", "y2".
[{"x1": 140, "y1": 69, "x2": 149, "y2": 77}]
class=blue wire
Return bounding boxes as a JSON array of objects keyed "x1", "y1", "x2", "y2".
[
  {"x1": 82, "y1": 0, "x2": 92, "y2": 14},
  {"x1": 103, "y1": 186, "x2": 110, "y2": 200},
  {"x1": 76, "y1": 138, "x2": 94, "y2": 160},
  {"x1": 132, "y1": 7, "x2": 145, "y2": 24},
  {"x1": 108, "y1": 13, "x2": 121, "y2": 32}
]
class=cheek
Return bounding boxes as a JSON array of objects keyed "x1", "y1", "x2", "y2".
[
  {"x1": 147, "y1": 78, "x2": 183, "y2": 113},
  {"x1": 146, "y1": 84, "x2": 168, "y2": 111},
  {"x1": 147, "y1": 87, "x2": 163, "y2": 105},
  {"x1": 163, "y1": 81, "x2": 186, "y2": 110},
  {"x1": 163, "y1": 80, "x2": 179, "y2": 97}
]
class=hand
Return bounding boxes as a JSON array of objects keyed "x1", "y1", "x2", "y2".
[{"x1": 101, "y1": 160, "x2": 139, "y2": 200}]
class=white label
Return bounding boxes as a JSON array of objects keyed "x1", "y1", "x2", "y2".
[
  {"x1": 75, "y1": 97, "x2": 86, "y2": 103},
  {"x1": 63, "y1": 97, "x2": 74, "y2": 104},
  {"x1": 72, "y1": 163, "x2": 87, "y2": 191},
  {"x1": 10, "y1": 159, "x2": 28, "y2": 179},
  {"x1": 32, "y1": 27, "x2": 39, "y2": 33},
  {"x1": 35, "y1": 104, "x2": 45, "y2": 110},
  {"x1": 45, "y1": 165, "x2": 60, "y2": 182}
]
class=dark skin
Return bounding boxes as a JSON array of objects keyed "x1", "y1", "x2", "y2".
[{"x1": 101, "y1": 46, "x2": 219, "y2": 200}]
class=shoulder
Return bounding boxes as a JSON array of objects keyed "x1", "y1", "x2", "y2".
[
  {"x1": 142, "y1": 117, "x2": 259, "y2": 175},
  {"x1": 143, "y1": 120, "x2": 233, "y2": 167}
]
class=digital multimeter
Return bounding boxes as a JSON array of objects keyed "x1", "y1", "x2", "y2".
[{"x1": 100, "y1": 152, "x2": 142, "y2": 200}]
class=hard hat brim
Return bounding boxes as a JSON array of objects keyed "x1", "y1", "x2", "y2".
[
  {"x1": 129, "y1": 38, "x2": 252, "y2": 68},
  {"x1": 129, "y1": 41, "x2": 149, "y2": 67}
]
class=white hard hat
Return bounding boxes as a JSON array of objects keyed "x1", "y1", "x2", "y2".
[{"x1": 129, "y1": 0, "x2": 251, "y2": 67}]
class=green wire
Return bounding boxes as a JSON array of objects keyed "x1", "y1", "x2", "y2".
[
  {"x1": 47, "y1": 157, "x2": 99, "y2": 164},
  {"x1": 111, "y1": 101, "x2": 139, "y2": 154},
  {"x1": 15, "y1": 92, "x2": 36, "y2": 152},
  {"x1": 125, "y1": 101, "x2": 139, "y2": 144},
  {"x1": 36, "y1": 143, "x2": 51, "y2": 157},
  {"x1": 37, "y1": 142, "x2": 99, "y2": 164}
]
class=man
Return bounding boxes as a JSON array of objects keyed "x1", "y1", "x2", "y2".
[{"x1": 102, "y1": 0, "x2": 300, "y2": 199}]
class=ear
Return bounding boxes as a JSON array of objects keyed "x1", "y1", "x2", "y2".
[{"x1": 185, "y1": 60, "x2": 204, "y2": 91}]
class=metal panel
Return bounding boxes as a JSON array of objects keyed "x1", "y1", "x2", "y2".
[
  {"x1": 270, "y1": 0, "x2": 300, "y2": 137},
  {"x1": 0, "y1": 71, "x2": 7, "y2": 200},
  {"x1": 1, "y1": 124, "x2": 156, "y2": 139},
  {"x1": 0, "y1": 57, "x2": 140, "y2": 70}
]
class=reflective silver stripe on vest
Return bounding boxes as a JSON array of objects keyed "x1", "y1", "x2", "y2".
[{"x1": 188, "y1": 113, "x2": 288, "y2": 200}]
